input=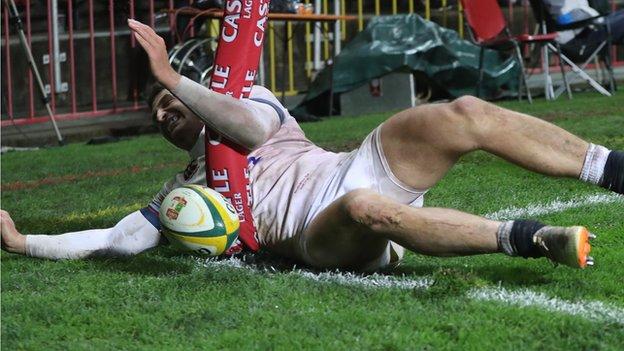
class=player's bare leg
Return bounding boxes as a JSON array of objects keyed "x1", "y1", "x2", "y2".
[
  {"x1": 302, "y1": 189, "x2": 592, "y2": 270},
  {"x1": 381, "y1": 96, "x2": 623, "y2": 195},
  {"x1": 301, "y1": 97, "x2": 615, "y2": 271},
  {"x1": 302, "y1": 189, "x2": 499, "y2": 270},
  {"x1": 381, "y1": 96, "x2": 594, "y2": 190}
]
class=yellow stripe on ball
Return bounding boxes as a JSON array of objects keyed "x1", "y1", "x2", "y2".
[{"x1": 193, "y1": 185, "x2": 240, "y2": 236}]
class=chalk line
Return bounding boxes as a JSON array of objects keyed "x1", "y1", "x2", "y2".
[
  {"x1": 194, "y1": 192, "x2": 624, "y2": 324},
  {"x1": 469, "y1": 287, "x2": 624, "y2": 325},
  {"x1": 199, "y1": 257, "x2": 624, "y2": 325},
  {"x1": 485, "y1": 193, "x2": 623, "y2": 221}
]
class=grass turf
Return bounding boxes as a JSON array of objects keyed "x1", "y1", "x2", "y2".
[{"x1": 2, "y1": 93, "x2": 623, "y2": 350}]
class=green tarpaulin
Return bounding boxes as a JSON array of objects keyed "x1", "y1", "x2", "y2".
[{"x1": 296, "y1": 14, "x2": 520, "y2": 116}]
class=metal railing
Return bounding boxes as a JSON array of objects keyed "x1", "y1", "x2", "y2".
[{"x1": 1, "y1": 0, "x2": 622, "y2": 127}]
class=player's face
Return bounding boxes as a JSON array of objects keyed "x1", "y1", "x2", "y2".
[{"x1": 152, "y1": 90, "x2": 203, "y2": 151}]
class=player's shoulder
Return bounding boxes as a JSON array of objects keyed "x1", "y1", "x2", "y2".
[
  {"x1": 250, "y1": 85, "x2": 278, "y2": 101},
  {"x1": 249, "y1": 85, "x2": 295, "y2": 123}
]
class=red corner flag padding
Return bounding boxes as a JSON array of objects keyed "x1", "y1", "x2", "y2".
[{"x1": 207, "y1": 0, "x2": 269, "y2": 253}]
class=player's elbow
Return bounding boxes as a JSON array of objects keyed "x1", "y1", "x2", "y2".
[
  {"x1": 242, "y1": 126, "x2": 274, "y2": 151},
  {"x1": 102, "y1": 214, "x2": 161, "y2": 257},
  {"x1": 233, "y1": 113, "x2": 277, "y2": 151}
]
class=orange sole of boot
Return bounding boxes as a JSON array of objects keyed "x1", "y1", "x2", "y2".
[{"x1": 576, "y1": 227, "x2": 593, "y2": 268}]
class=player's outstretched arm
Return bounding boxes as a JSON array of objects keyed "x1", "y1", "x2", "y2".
[
  {"x1": 0, "y1": 209, "x2": 161, "y2": 260},
  {"x1": 128, "y1": 19, "x2": 280, "y2": 150}
]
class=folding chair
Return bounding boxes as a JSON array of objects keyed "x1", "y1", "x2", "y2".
[
  {"x1": 529, "y1": 0, "x2": 615, "y2": 98},
  {"x1": 460, "y1": 0, "x2": 571, "y2": 103}
]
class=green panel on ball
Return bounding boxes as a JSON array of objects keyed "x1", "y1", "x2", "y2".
[
  {"x1": 164, "y1": 231, "x2": 228, "y2": 254},
  {"x1": 162, "y1": 226, "x2": 225, "y2": 238},
  {"x1": 225, "y1": 228, "x2": 239, "y2": 250}
]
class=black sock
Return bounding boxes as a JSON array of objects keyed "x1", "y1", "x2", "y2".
[
  {"x1": 510, "y1": 220, "x2": 546, "y2": 258},
  {"x1": 600, "y1": 151, "x2": 624, "y2": 194}
]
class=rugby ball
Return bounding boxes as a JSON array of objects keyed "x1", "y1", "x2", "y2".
[{"x1": 159, "y1": 185, "x2": 239, "y2": 256}]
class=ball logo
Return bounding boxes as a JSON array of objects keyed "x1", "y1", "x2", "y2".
[
  {"x1": 166, "y1": 196, "x2": 187, "y2": 220},
  {"x1": 196, "y1": 247, "x2": 214, "y2": 256},
  {"x1": 224, "y1": 201, "x2": 236, "y2": 215}
]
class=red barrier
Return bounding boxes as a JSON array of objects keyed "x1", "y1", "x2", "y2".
[{"x1": 206, "y1": 0, "x2": 269, "y2": 252}]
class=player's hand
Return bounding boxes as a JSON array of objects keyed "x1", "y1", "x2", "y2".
[
  {"x1": 128, "y1": 19, "x2": 180, "y2": 90},
  {"x1": 1, "y1": 210, "x2": 26, "y2": 255}
]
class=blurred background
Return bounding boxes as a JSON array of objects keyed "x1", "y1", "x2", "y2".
[{"x1": 2, "y1": 0, "x2": 623, "y2": 146}]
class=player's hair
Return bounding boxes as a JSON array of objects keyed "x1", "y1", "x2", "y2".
[{"x1": 147, "y1": 82, "x2": 166, "y2": 110}]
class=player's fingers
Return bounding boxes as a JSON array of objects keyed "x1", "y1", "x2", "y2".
[
  {"x1": 134, "y1": 33, "x2": 156, "y2": 57},
  {"x1": 129, "y1": 19, "x2": 161, "y2": 45},
  {"x1": 131, "y1": 23, "x2": 165, "y2": 55},
  {"x1": 128, "y1": 20, "x2": 154, "y2": 44},
  {"x1": 128, "y1": 24, "x2": 150, "y2": 45},
  {"x1": 130, "y1": 25, "x2": 155, "y2": 53},
  {"x1": 140, "y1": 25, "x2": 165, "y2": 51}
]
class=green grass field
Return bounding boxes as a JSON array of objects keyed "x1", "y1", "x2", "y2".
[{"x1": 2, "y1": 93, "x2": 624, "y2": 350}]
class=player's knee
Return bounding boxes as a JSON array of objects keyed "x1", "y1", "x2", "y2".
[
  {"x1": 450, "y1": 95, "x2": 486, "y2": 117},
  {"x1": 342, "y1": 189, "x2": 402, "y2": 232},
  {"x1": 408, "y1": 96, "x2": 486, "y2": 132},
  {"x1": 449, "y1": 95, "x2": 499, "y2": 140}
]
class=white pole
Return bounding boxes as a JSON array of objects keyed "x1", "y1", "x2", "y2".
[
  {"x1": 51, "y1": 0, "x2": 66, "y2": 93},
  {"x1": 258, "y1": 48, "x2": 266, "y2": 86},
  {"x1": 313, "y1": 0, "x2": 322, "y2": 70},
  {"x1": 333, "y1": 0, "x2": 341, "y2": 56}
]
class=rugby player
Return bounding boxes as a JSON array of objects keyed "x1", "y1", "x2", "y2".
[{"x1": 2, "y1": 19, "x2": 623, "y2": 271}]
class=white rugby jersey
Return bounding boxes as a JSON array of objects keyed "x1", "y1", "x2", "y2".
[{"x1": 149, "y1": 85, "x2": 346, "y2": 247}]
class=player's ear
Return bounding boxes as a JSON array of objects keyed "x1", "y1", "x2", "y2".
[{"x1": 146, "y1": 82, "x2": 166, "y2": 124}]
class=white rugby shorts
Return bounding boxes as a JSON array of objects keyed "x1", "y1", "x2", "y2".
[{"x1": 295, "y1": 125, "x2": 427, "y2": 271}]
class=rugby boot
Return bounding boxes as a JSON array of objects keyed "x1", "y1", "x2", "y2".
[{"x1": 533, "y1": 226, "x2": 594, "y2": 268}]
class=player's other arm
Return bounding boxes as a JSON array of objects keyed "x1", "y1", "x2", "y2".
[
  {"x1": 0, "y1": 209, "x2": 161, "y2": 259},
  {"x1": 172, "y1": 76, "x2": 281, "y2": 150},
  {"x1": 128, "y1": 19, "x2": 280, "y2": 151}
]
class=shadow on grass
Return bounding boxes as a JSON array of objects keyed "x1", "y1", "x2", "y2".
[
  {"x1": 87, "y1": 250, "x2": 195, "y2": 277},
  {"x1": 391, "y1": 263, "x2": 550, "y2": 287},
  {"x1": 93, "y1": 249, "x2": 553, "y2": 289},
  {"x1": 2, "y1": 246, "x2": 551, "y2": 288}
]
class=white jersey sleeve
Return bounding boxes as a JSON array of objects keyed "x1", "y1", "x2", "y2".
[
  {"x1": 25, "y1": 210, "x2": 161, "y2": 259},
  {"x1": 171, "y1": 77, "x2": 282, "y2": 150},
  {"x1": 247, "y1": 85, "x2": 289, "y2": 125}
]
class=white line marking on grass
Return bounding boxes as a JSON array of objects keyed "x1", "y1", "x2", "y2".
[
  {"x1": 199, "y1": 258, "x2": 624, "y2": 324},
  {"x1": 469, "y1": 287, "x2": 624, "y2": 325},
  {"x1": 199, "y1": 257, "x2": 432, "y2": 290},
  {"x1": 196, "y1": 193, "x2": 624, "y2": 323},
  {"x1": 485, "y1": 193, "x2": 623, "y2": 221},
  {"x1": 297, "y1": 270, "x2": 432, "y2": 289}
]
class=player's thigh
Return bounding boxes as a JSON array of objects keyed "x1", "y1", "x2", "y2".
[
  {"x1": 300, "y1": 190, "x2": 390, "y2": 270},
  {"x1": 380, "y1": 100, "x2": 478, "y2": 190}
]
